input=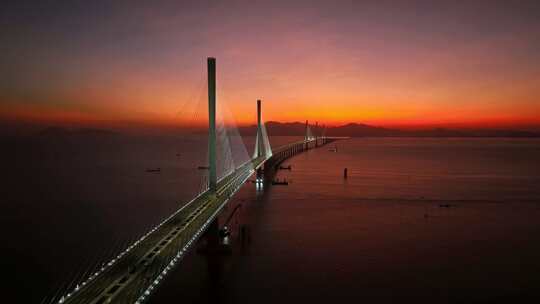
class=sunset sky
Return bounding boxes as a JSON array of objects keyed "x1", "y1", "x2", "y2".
[{"x1": 1, "y1": 0, "x2": 540, "y2": 130}]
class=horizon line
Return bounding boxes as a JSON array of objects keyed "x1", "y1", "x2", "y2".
[{"x1": 3, "y1": 117, "x2": 540, "y2": 136}]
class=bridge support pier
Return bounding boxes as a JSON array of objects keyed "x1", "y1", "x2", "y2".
[
  {"x1": 256, "y1": 167, "x2": 264, "y2": 190},
  {"x1": 196, "y1": 218, "x2": 223, "y2": 255},
  {"x1": 206, "y1": 219, "x2": 220, "y2": 247}
]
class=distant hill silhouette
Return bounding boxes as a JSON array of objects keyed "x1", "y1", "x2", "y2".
[
  {"x1": 239, "y1": 122, "x2": 540, "y2": 137},
  {"x1": 16, "y1": 123, "x2": 539, "y2": 139},
  {"x1": 327, "y1": 123, "x2": 395, "y2": 137}
]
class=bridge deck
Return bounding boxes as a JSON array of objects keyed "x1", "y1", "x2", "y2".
[{"x1": 59, "y1": 138, "x2": 338, "y2": 304}]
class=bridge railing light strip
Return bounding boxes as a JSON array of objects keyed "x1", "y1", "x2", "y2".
[
  {"x1": 56, "y1": 186, "x2": 212, "y2": 303},
  {"x1": 134, "y1": 166, "x2": 256, "y2": 304}
]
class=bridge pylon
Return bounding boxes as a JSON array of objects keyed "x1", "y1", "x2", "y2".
[
  {"x1": 253, "y1": 99, "x2": 272, "y2": 160},
  {"x1": 256, "y1": 99, "x2": 264, "y2": 158},
  {"x1": 208, "y1": 57, "x2": 217, "y2": 194}
]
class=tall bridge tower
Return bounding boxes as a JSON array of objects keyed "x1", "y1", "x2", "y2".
[
  {"x1": 254, "y1": 99, "x2": 265, "y2": 187},
  {"x1": 253, "y1": 99, "x2": 272, "y2": 160},
  {"x1": 208, "y1": 57, "x2": 217, "y2": 194},
  {"x1": 256, "y1": 99, "x2": 263, "y2": 158}
]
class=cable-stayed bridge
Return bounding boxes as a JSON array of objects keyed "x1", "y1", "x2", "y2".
[{"x1": 55, "y1": 58, "x2": 342, "y2": 304}]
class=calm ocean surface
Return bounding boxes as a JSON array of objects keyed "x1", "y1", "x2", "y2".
[{"x1": 2, "y1": 136, "x2": 540, "y2": 303}]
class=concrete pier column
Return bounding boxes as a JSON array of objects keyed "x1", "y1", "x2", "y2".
[
  {"x1": 256, "y1": 167, "x2": 264, "y2": 187},
  {"x1": 206, "y1": 218, "x2": 220, "y2": 246}
]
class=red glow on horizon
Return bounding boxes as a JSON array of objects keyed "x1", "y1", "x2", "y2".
[{"x1": 2, "y1": 101, "x2": 539, "y2": 132}]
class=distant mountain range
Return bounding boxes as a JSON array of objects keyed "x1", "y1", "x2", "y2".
[
  {"x1": 6, "y1": 123, "x2": 538, "y2": 139},
  {"x1": 239, "y1": 121, "x2": 540, "y2": 137}
]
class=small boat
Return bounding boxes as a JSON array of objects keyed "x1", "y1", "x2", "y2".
[
  {"x1": 197, "y1": 166, "x2": 209, "y2": 170},
  {"x1": 279, "y1": 165, "x2": 292, "y2": 170},
  {"x1": 146, "y1": 168, "x2": 161, "y2": 173}
]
